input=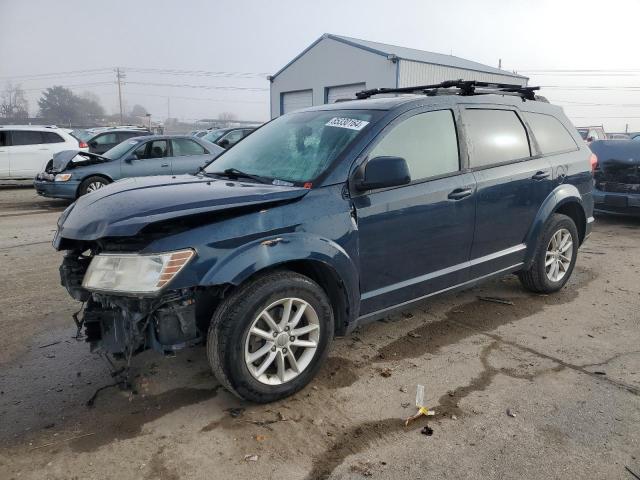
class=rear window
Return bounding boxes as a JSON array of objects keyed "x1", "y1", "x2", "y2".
[
  {"x1": 42, "y1": 131, "x2": 65, "y2": 143},
  {"x1": 464, "y1": 109, "x2": 531, "y2": 168},
  {"x1": 11, "y1": 130, "x2": 44, "y2": 146},
  {"x1": 523, "y1": 112, "x2": 577, "y2": 155}
]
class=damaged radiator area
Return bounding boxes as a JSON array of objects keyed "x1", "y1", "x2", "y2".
[
  {"x1": 60, "y1": 252, "x2": 209, "y2": 359},
  {"x1": 591, "y1": 140, "x2": 640, "y2": 194}
]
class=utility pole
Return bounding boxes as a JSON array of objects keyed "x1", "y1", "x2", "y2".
[
  {"x1": 167, "y1": 96, "x2": 171, "y2": 119},
  {"x1": 498, "y1": 58, "x2": 502, "y2": 69},
  {"x1": 116, "y1": 67, "x2": 125, "y2": 124}
]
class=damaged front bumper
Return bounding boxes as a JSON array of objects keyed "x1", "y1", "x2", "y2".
[{"x1": 60, "y1": 253, "x2": 205, "y2": 357}]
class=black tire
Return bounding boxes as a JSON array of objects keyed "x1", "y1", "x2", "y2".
[
  {"x1": 207, "y1": 271, "x2": 334, "y2": 403},
  {"x1": 519, "y1": 213, "x2": 579, "y2": 293},
  {"x1": 77, "y1": 176, "x2": 110, "y2": 198}
]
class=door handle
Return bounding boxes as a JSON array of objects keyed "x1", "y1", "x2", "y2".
[
  {"x1": 38, "y1": 148, "x2": 49, "y2": 151},
  {"x1": 161, "y1": 163, "x2": 170, "y2": 167},
  {"x1": 448, "y1": 188, "x2": 473, "y2": 200},
  {"x1": 532, "y1": 171, "x2": 550, "y2": 180}
]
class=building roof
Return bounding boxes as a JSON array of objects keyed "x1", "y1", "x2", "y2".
[{"x1": 272, "y1": 33, "x2": 527, "y2": 81}]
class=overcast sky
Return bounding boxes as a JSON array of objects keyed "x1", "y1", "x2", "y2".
[{"x1": 2, "y1": 0, "x2": 639, "y2": 130}]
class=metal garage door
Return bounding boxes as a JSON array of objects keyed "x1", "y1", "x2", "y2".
[
  {"x1": 281, "y1": 90, "x2": 313, "y2": 115},
  {"x1": 326, "y1": 83, "x2": 366, "y2": 104}
]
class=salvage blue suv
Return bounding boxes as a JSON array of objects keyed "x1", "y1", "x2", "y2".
[{"x1": 55, "y1": 81, "x2": 594, "y2": 403}]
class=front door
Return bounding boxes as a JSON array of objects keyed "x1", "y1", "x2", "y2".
[
  {"x1": 354, "y1": 109, "x2": 477, "y2": 316},
  {"x1": 170, "y1": 138, "x2": 211, "y2": 174},
  {"x1": 8, "y1": 130, "x2": 51, "y2": 178},
  {"x1": 461, "y1": 107, "x2": 554, "y2": 277},
  {"x1": 121, "y1": 139, "x2": 171, "y2": 178}
]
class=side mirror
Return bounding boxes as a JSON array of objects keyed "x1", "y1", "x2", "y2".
[
  {"x1": 354, "y1": 156, "x2": 411, "y2": 191},
  {"x1": 217, "y1": 139, "x2": 230, "y2": 149},
  {"x1": 124, "y1": 153, "x2": 138, "y2": 163}
]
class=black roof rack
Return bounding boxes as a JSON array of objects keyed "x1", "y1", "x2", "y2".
[{"x1": 355, "y1": 80, "x2": 540, "y2": 101}]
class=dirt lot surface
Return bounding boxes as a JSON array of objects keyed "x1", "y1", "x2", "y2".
[{"x1": 0, "y1": 186, "x2": 639, "y2": 480}]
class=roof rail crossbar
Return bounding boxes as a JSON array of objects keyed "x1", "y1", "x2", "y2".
[{"x1": 355, "y1": 79, "x2": 540, "y2": 101}]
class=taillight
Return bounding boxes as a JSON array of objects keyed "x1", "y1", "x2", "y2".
[
  {"x1": 79, "y1": 141, "x2": 88, "y2": 149},
  {"x1": 589, "y1": 153, "x2": 598, "y2": 173}
]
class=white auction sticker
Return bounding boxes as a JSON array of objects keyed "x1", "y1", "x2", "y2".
[{"x1": 325, "y1": 117, "x2": 370, "y2": 131}]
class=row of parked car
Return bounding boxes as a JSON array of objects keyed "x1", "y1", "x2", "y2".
[
  {"x1": 577, "y1": 125, "x2": 640, "y2": 142},
  {"x1": 0, "y1": 123, "x2": 258, "y2": 199}
]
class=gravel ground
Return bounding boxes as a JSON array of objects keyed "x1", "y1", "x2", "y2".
[{"x1": 0, "y1": 186, "x2": 638, "y2": 480}]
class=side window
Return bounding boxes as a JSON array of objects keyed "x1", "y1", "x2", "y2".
[
  {"x1": 464, "y1": 109, "x2": 531, "y2": 168},
  {"x1": 369, "y1": 109, "x2": 460, "y2": 181},
  {"x1": 42, "y1": 132, "x2": 65, "y2": 143},
  {"x1": 523, "y1": 112, "x2": 578, "y2": 155},
  {"x1": 11, "y1": 130, "x2": 45, "y2": 146},
  {"x1": 117, "y1": 132, "x2": 139, "y2": 142},
  {"x1": 0, "y1": 131, "x2": 8, "y2": 147},
  {"x1": 135, "y1": 140, "x2": 168, "y2": 159},
  {"x1": 94, "y1": 133, "x2": 117, "y2": 145},
  {"x1": 171, "y1": 138, "x2": 206, "y2": 156}
]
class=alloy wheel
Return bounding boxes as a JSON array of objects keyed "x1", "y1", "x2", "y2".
[
  {"x1": 545, "y1": 228, "x2": 573, "y2": 282},
  {"x1": 244, "y1": 297, "x2": 320, "y2": 385}
]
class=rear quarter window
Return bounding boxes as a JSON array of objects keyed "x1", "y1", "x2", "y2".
[
  {"x1": 523, "y1": 112, "x2": 577, "y2": 155},
  {"x1": 42, "y1": 132, "x2": 65, "y2": 143},
  {"x1": 464, "y1": 109, "x2": 530, "y2": 168}
]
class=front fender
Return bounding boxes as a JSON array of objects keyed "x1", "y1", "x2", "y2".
[
  {"x1": 523, "y1": 184, "x2": 586, "y2": 267},
  {"x1": 200, "y1": 232, "x2": 361, "y2": 318}
]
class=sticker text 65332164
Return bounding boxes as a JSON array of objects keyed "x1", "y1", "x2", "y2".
[{"x1": 325, "y1": 117, "x2": 370, "y2": 131}]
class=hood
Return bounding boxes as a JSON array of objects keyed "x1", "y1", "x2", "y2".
[
  {"x1": 51, "y1": 150, "x2": 109, "y2": 173},
  {"x1": 590, "y1": 140, "x2": 640, "y2": 173},
  {"x1": 56, "y1": 174, "x2": 309, "y2": 241}
]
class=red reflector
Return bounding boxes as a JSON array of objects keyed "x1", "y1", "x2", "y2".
[
  {"x1": 79, "y1": 141, "x2": 88, "y2": 148},
  {"x1": 589, "y1": 153, "x2": 598, "y2": 173},
  {"x1": 303, "y1": 182, "x2": 313, "y2": 189}
]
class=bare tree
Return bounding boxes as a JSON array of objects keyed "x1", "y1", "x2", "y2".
[
  {"x1": 218, "y1": 111, "x2": 237, "y2": 121},
  {"x1": 0, "y1": 83, "x2": 29, "y2": 119}
]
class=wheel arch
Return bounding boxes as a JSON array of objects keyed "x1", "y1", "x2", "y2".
[
  {"x1": 524, "y1": 184, "x2": 587, "y2": 267},
  {"x1": 199, "y1": 233, "x2": 360, "y2": 336}
]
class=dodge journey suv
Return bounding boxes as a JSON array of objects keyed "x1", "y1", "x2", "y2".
[{"x1": 54, "y1": 81, "x2": 594, "y2": 403}]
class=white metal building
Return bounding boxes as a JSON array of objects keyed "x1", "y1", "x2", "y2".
[{"x1": 269, "y1": 34, "x2": 528, "y2": 118}]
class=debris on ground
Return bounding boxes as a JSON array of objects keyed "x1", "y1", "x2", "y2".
[
  {"x1": 407, "y1": 332, "x2": 422, "y2": 338},
  {"x1": 405, "y1": 385, "x2": 435, "y2": 426},
  {"x1": 478, "y1": 296, "x2": 514, "y2": 305},
  {"x1": 379, "y1": 367, "x2": 392, "y2": 378},
  {"x1": 401, "y1": 402, "x2": 410, "y2": 408},
  {"x1": 625, "y1": 466, "x2": 640, "y2": 480},
  {"x1": 507, "y1": 408, "x2": 517, "y2": 417},
  {"x1": 244, "y1": 454, "x2": 259, "y2": 462},
  {"x1": 594, "y1": 371, "x2": 607, "y2": 376},
  {"x1": 399, "y1": 386, "x2": 408, "y2": 393},
  {"x1": 421, "y1": 425, "x2": 434, "y2": 436},
  {"x1": 350, "y1": 461, "x2": 374, "y2": 477},
  {"x1": 254, "y1": 434, "x2": 267, "y2": 442},
  {"x1": 226, "y1": 407, "x2": 245, "y2": 418},
  {"x1": 38, "y1": 341, "x2": 61, "y2": 349}
]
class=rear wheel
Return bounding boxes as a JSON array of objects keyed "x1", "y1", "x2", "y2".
[
  {"x1": 519, "y1": 213, "x2": 579, "y2": 293},
  {"x1": 78, "y1": 176, "x2": 109, "y2": 197},
  {"x1": 207, "y1": 271, "x2": 333, "y2": 403}
]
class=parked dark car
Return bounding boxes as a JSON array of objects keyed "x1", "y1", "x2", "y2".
[
  {"x1": 54, "y1": 81, "x2": 593, "y2": 403},
  {"x1": 590, "y1": 140, "x2": 640, "y2": 216},
  {"x1": 34, "y1": 135, "x2": 223, "y2": 199},
  {"x1": 202, "y1": 127, "x2": 256, "y2": 148},
  {"x1": 73, "y1": 127, "x2": 151, "y2": 154}
]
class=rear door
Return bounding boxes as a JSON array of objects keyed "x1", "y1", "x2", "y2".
[
  {"x1": 462, "y1": 107, "x2": 553, "y2": 277},
  {"x1": 0, "y1": 131, "x2": 9, "y2": 177},
  {"x1": 121, "y1": 139, "x2": 171, "y2": 177},
  {"x1": 354, "y1": 108, "x2": 477, "y2": 316},
  {"x1": 170, "y1": 138, "x2": 211, "y2": 174},
  {"x1": 8, "y1": 130, "x2": 52, "y2": 178}
]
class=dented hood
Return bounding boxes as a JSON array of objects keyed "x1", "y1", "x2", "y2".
[
  {"x1": 590, "y1": 140, "x2": 640, "y2": 172},
  {"x1": 56, "y1": 174, "x2": 309, "y2": 241},
  {"x1": 51, "y1": 150, "x2": 110, "y2": 172}
]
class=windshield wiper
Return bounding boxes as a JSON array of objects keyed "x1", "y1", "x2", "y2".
[{"x1": 206, "y1": 168, "x2": 269, "y2": 184}]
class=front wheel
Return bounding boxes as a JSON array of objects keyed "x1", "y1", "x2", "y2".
[
  {"x1": 78, "y1": 176, "x2": 110, "y2": 197},
  {"x1": 207, "y1": 271, "x2": 334, "y2": 403},
  {"x1": 519, "y1": 213, "x2": 579, "y2": 293}
]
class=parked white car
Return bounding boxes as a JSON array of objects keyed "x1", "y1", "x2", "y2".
[{"x1": 0, "y1": 125, "x2": 87, "y2": 180}]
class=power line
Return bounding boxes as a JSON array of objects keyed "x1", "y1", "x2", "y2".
[
  {"x1": 124, "y1": 81, "x2": 268, "y2": 91},
  {"x1": 0, "y1": 68, "x2": 112, "y2": 80}
]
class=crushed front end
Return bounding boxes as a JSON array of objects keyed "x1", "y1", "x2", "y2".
[
  {"x1": 60, "y1": 248, "x2": 207, "y2": 359},
  {"x1": 591, "y1": 141, "x2": 640, "y2": 216}
]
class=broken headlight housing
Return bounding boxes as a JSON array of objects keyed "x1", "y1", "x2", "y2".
[{"x1": 82, "y1": 249, "x2": 194, "y2": 294}]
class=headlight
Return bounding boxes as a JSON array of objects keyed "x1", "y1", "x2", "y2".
[
  {"x1": 82, "y1": 249, "x2": 195, "y2": 294},
  {"x1": 55, "y1": 173, "x2": 72, "y2": 182}
]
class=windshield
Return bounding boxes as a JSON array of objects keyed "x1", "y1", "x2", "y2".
[
  {"x1": 203, "y1": 129, "x2": 225, "y2": 143},
  {"x1": 72, "y1": 129, "x2": 93, "y2": 142},
  {"x1": 204, "y1": 110, "x2": 376, "y2": 183},
  {"x1": 102, "y1": 139, "x2": 142, "y2": 159}
]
